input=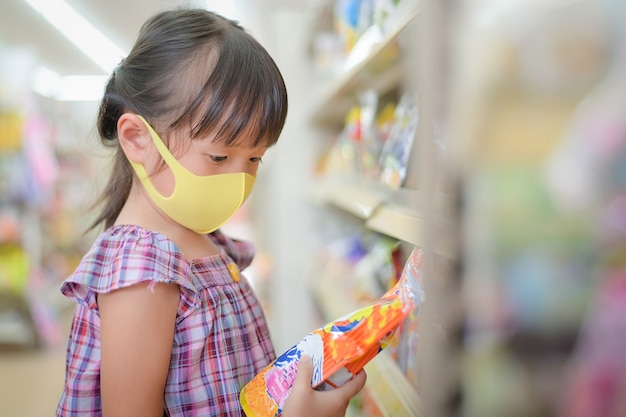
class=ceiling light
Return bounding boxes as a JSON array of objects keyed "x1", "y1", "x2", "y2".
[
  {"x1": 204, "y1": 0, "x2": 237, "y2": 20},
  {"x1": 32, "y1": 67, "x2": 107, "y2": 101},
  {"x1": 22, "y1": 0, "x2": 127, "y2": 74}
]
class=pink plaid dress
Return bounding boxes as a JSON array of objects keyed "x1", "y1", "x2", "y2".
[{"x1": 56, "y1": 225, "x2": 275, "y2": 416}]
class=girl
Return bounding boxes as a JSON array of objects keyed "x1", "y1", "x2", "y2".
[{"x1": 56, "y1": 8, "x2": 365, "y2": 417}]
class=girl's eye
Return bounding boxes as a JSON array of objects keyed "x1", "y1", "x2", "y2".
[
  {"x1": 210, "y1": 155, "x2": 227, "y2": 162},
  {"x1": 250, "y1": 157, "x2": 263, "y2": 163}
]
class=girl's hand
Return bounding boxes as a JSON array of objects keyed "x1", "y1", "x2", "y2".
[{"x1": 281, "y1": 356, "x2": 367, "y2": 417}]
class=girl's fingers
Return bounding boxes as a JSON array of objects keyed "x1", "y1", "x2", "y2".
[
  {"x1": 336, "y1": 369, "x2": 367, "y2": 400},
  {"x1": 294, "y1": 355, "x2": 314, "y2": 388},
  {"x1": 294, "y1": 355, "x2": 367, "y2": 399}
]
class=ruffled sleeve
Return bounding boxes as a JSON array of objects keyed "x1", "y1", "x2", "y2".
[{"x1": 60, "y1": 225, "x2": 199, "y2": 321}]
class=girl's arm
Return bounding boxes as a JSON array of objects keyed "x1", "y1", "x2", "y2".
[
  {"x1": 281, "y1": 356, "x2": 367, "y2": 417},
  {"x1": 99, "y1": 281, "x2": 179, "y2": 417}
]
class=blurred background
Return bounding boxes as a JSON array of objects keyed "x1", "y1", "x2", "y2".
[{"x1": 1, "y1": 0, "x2": 625, "y2": 416}]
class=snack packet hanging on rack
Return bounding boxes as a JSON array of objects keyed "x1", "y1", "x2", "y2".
[{"x1": 240, "y1": 248, "x2": 425, "y2": 417}]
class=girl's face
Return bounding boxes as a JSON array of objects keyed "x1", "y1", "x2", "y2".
[
  {"x1": 177, "y1": 138, "x2": 267, "y2": 177},
  {"x1": 145, "y1": 129, "x2": 268, "y2": 197},
  {"x1": 126, "y1": 115, "x2": 263, "y2": 233}
]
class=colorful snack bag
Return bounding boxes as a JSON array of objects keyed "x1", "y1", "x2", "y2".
[{"x1": 240, "y1": 248, "x2": 424, "y2": 417}]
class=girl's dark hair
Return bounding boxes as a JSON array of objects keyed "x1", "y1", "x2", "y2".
[{"x1": 90, "y1": 8, "x2": 288, "y2": 231}]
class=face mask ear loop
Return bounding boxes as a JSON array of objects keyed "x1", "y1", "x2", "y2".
[
  {"x1": 136, "y1": 115, "x2": 186, "y2": 170},
  {"x1": 128, "y1": 115, "x2": 182, "y2": 201}
]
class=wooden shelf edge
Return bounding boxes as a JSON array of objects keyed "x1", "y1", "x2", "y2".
[
  {"x1": 311, "y1": 179, "x2": 387, "y2": 219},
  {"x1": 311, "y1": 64, "x2": 406, "y2": 127},
  {"x1": 331, "y1": 192, "x2": 380, "y2": 219},
  {"x1": 366, "y1": 205, "x2": 455, "y2": 258},
  {"x1": 365, "y1": 205, "x2": 421, "y2": 245},
  {"x1": 365, "y1": 350, "x2": 422, "y2": 417},
  {"x1": 311, "y1": 179, "x2": 456, "y2": 257}
]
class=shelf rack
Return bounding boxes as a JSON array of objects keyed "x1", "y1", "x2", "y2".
[
  {"x1": 305, "y1": 1, "x2": 448, "y2": 415},
  {"x1": 311, "y1": 0, "x2": 420, "y2": 127}
]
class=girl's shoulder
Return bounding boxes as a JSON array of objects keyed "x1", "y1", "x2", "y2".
[
  {"x1": 208, "y1": 229, "x2": 255, "y2": 271},
  {"x1": 60, "y1": 225, "x2": 195, "y2": 310}
]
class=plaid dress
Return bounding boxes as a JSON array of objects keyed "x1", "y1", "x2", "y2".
[{"x1": 56, "y1": 225, "x2": 275, "y2": 416}]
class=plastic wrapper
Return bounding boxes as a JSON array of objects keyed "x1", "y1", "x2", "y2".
[
  {"x1": 240, "y1": 248, "x2": 424, "y2": 417},
  {"x1": 379, "y1": 93, "x2": 418, "y2": 189}
]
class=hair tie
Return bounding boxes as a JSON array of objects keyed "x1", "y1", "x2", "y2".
[{"x1": 112, "y1": 59, "x2": 125, "y2": 77}]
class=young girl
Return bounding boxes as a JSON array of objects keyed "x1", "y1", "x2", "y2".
[{"x1": 56, "y1": 8, "x2": 365, "y2": 417}]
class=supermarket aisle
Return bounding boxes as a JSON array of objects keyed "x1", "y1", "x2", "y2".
[
  {"x1": 0, "y1": 348, "x2": 65, "y2": 416},
  {"x1": 0, "y1": 310, "x2": 71, "y2": 416}
]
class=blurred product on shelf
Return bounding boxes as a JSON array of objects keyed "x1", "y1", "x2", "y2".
[
  {"x1": 379, "y1": 92, "x2": 418, "y2": 188},
  {"x1": 451, "y1": 0, "x2": 624, "y2": 416},
  {"x1": 320, "y1": 90, "x2": 419, "y2": 190},
  {"x1": 312, "y1": 0, "x2": 405, "y2": 80},
  {"x1": 316, "y1": 232, "x2": 404, "y2": 306},
  {"x1": 0, "y1": 242, "x2": 29, "y2": 295},
  {"x1": 544, "y1": 28, "x2": 626, "y2": 417},
  {"x1": 0, "y1": 110, "x2": 23, "y2": 151},
  {"x1": 0, "y1": 47, "x2": 99, "y2": 351}
]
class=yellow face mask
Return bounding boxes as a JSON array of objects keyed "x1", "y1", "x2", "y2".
[{"x1": 128, "y1": 115, "x2": 255, "y2": 234}]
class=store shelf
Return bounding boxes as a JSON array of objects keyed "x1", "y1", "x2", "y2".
[
  {"x1": 312, "y1": 179, "x2": 388, "y2": 219},
  {"x1": 365, "y1": 204, "x2": 419, "y2": 245},
  {"x1": 366, "y1": 205, "x2": 454, "y2": 258},
  {"x1": 311, "y1": 0, "x2": 419, "y2": 127},
  {"x1": 364, "y1": 351, "x2": 422, "y2": 417},
  {"x1": 312, "y1": 179, "x2": 455, "y2": 257},
  {"x1": 307, "y1": 2, "x2": 428, "y2": 416}
]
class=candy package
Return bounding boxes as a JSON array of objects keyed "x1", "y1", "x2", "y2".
[{"x1": 240, "y1": 248, "x2": 424, "y2": 417}]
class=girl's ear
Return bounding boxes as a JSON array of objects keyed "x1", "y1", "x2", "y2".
[{"x1": 118, "y1": 113, "x2": 151, "y2": 163}]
